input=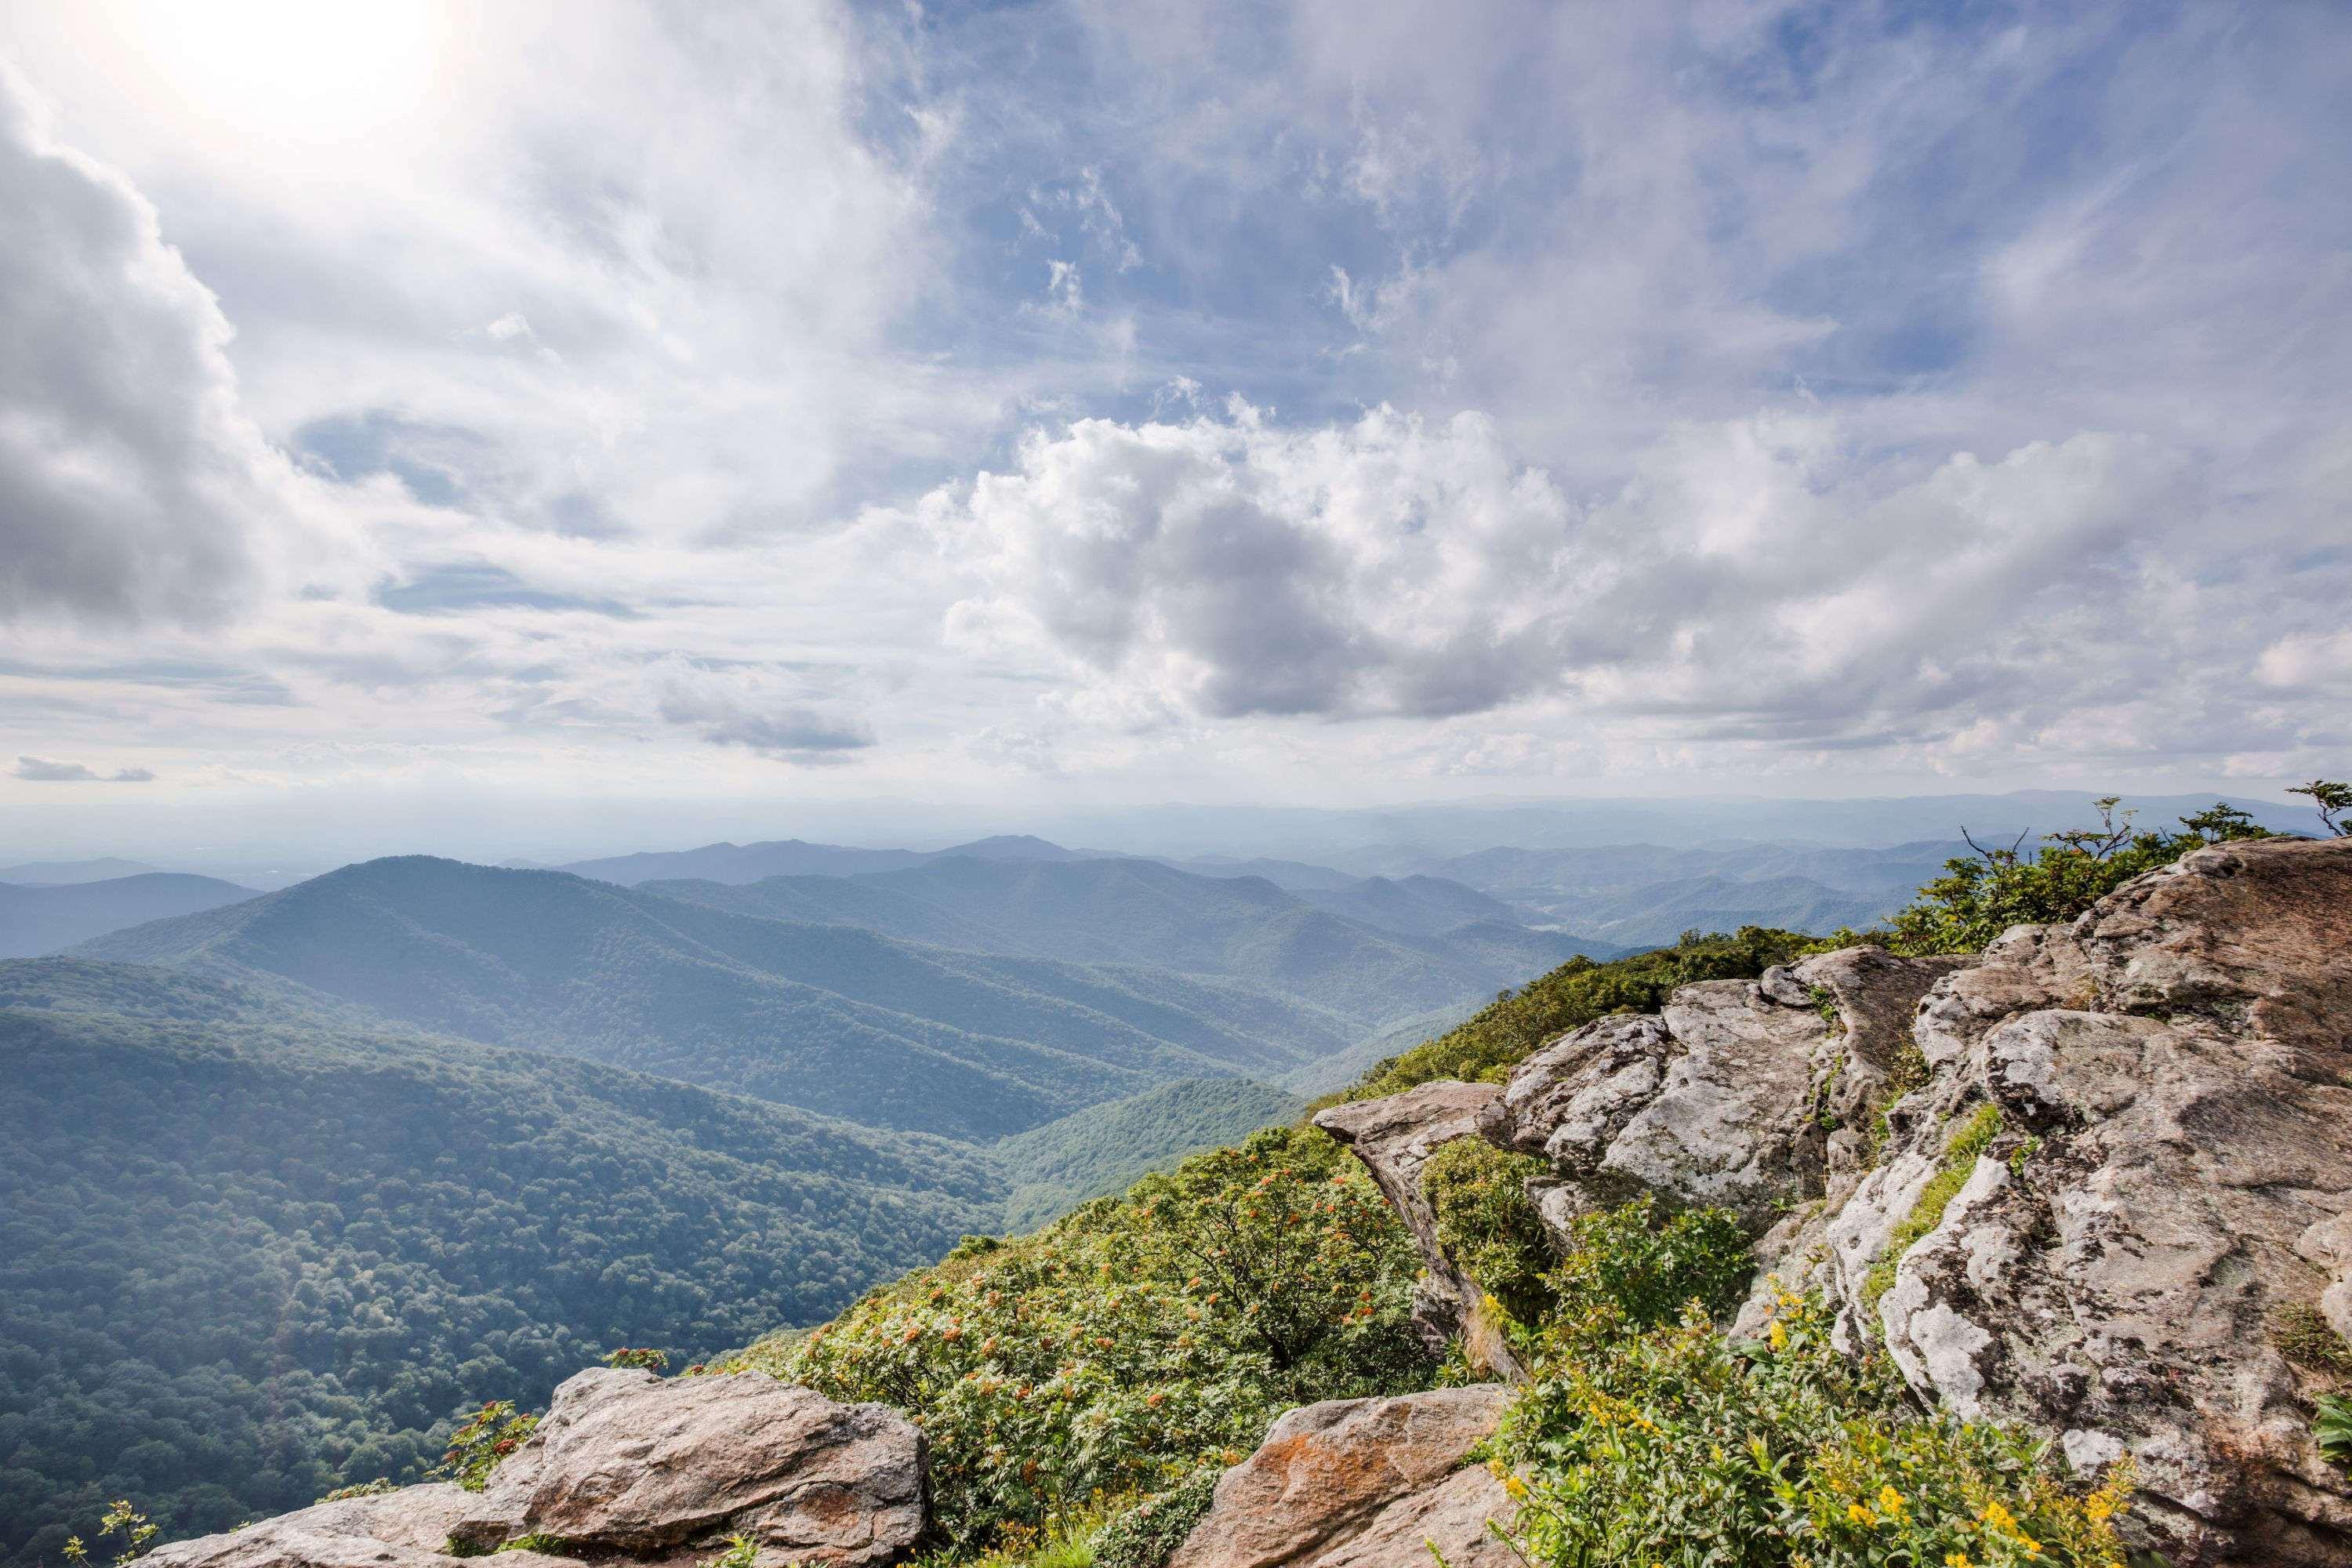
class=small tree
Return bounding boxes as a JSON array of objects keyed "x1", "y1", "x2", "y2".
[
  {"x1": 62, "y1": 1501, "x2": 156, "y2": 1568},
  {"x1": 2289, "y1": 779, "x2": 2352, "y2": 837}
]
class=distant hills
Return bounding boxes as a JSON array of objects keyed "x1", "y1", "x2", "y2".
[
  {"x1": 0, "y1": 855, "x2": 164, "y2": 884},
  {"x1": 0, "y1": 872, "x2": 256, "y2": 958},
  {"x1": 548, "y1": 833, "x2": 1098, "y2": 887},
  {"x1": 0, "y1": 958, "x2": 1004, "y2": 1566}
]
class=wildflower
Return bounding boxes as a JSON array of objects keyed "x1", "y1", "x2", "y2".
[
  {"x1": 1877, "y1": 1485, "x2": 1906, "y2": 1518},
  {"x1": 1769, "y1": 1321, "x2": 1790, "y2": 1352},
  {"x1": 1846, "y1": 1502, "x2": 1876, "y2": 1526},
  {"x1": 1980, "y1": 1501, "x2": 2018, "y2": 1534},
  {"x1": 1946, "y1": 1556, "x2": 1974, "y2": 1568}
]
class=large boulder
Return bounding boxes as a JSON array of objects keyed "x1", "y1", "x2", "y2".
[
  {"x1": 1312, "y1": 1082, "x2": 1524, "y2": 1379},
  {"x1": 1816, "y1": 838, "x2": 2352, "y2": 1565},
  {"x1": 453, "y1": 1369, "x2": 925, "y2": 1568},
  {"x1": 1168, "y1": 1386, "x2": 1515, "y2": 1568},
  {"x1": 143, "y1": 1486, "x2": 571, "y2": 1568},
  {"x1": 1479, "y1": 946, "x2": 1965, "y2": 1237}
]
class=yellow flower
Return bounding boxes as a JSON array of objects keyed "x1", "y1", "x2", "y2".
[
  {"x1": 1769, "y1": 1321, "x2": 1789, "y2": 1352},
  {"x1": 1980, "y1": 1500, "x2": 2018, "y2": 1534},
  {"x1": 1846, "y1": 1502, "x2": 1876, "y2": 1526},
  {"x1": 1877, "y1": 1484, "x2": 1907, "y2": 1517},
  {"x1": 1503, "y1": 1475, "x2": 1529, "y2": 1500},
  {"x1": 1944, "y1": 1555, "x2": 1973, "y2": 1568}
]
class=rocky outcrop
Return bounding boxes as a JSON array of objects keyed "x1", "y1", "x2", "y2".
[
  {"x1": 147, "y1": 1373, "x2": 927, "y2": 1568},
  {"x1": 143, "y1": 1487, "x2": 565, "y2": 1568},
  {"x1": 1327, "y1": 838, "x2": 2352, "y2": 1564},
  {"x1": 1168, "y1": 1386, "x2": 1515, "y2": 1568},
  {"x1": 1815, "y1": 838, "x2": 2352, "y2": 1565},
  {"x1": 1312, "y1": 1082, "x2": 1524, "y2": 1379},
  {"x1": 1478, "y1": 945, "x2": 1966, "y2": 1240},
  {"x1": 454, "y1": 1369, "x2": 925, "y2": 1567}
]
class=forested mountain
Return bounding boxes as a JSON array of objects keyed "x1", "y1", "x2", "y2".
[
  {"x1": 992, "y1": 1075, "x2": 1305, "y2": 1231},
  {"x1": 649, "y1": 855, "x2": 1595, "y2": 1021},
  {"x1": 69, "y1": 857, "x2": 1376, "y2": 1139},
  {"x1": 0, "y1": 857, "x2": 165, "y2": 885},
  {"x1": 552, "y1": 838, "x2": 934, "y2": 885},
  {"x1": 0, "y1": 873, "x2": 257, "y2": 958},
  {"x1": 0, "y1": 958, "x2": 1003, "y2": 1568}
]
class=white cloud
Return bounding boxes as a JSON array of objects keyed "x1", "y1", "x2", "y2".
[
  {"x1": 0, "y1": 66, "x2": 350, "y2": 626},
  {"x1": 13, "y1": 755, "x2": 154, "y2": 782}
]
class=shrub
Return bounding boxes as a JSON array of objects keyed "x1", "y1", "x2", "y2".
[
  {"x1": 315, "y1": 1479, "x2": 397, "y2": 1503},
  {"x1": 1496, "y1": 1292, "x2": 2132, "y2": 1568},
  {"x1": 1546, "y1": 1197, "x2": 1751, "y2": 1332},
  {"x1": 2273, "y1": 1303, "x2": 2352, "y2": 1376},
  {"x1": 2289, "y1": 779, "x2": 2351, "y2": 837},
  {"x1": 1423, "y1": 1140, "x2": 1558, "y2": 1325},
  {"x1": 603, "y1": 1347, "x2": 670, "y2": 1372},
  {"x1": 1879, "y1": 797, "x2": 2272, "y2": 956},
  {"x1": 739, "y1": 1126, "x2": 1432, "y2": 1552},
  {"x1": 1091, "y1": 1470, "x2": 1221, "y2": 1568},
  {"x1": 432, "y1": 1401, "x2": 541, "y2": 1493},
  {"x1": 60, "y1": 1503, "x2": 157, "y2": 1568}
]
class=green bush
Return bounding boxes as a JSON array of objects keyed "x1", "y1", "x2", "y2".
[
  {"x1": 431, "y1": 1402, "x2": 540, "y2": 1493},
  {"x1": 2318, "y1": 1396, "x2": 2352, "y2": 1469},
  {"x1": 735, "y1": 1126, "x2": 1432, "y2": 1552},
  {"x1": 1878, "y1": 798, "x2": 2273, "y2": 956},
  {"x1": 1495, "y1": 1292, "x2": 2133, "y2": 1568},
  {"x1": 1423, "y1": 1140, "x2": 1558, "y2": 1325},
  {"x1": 1546, "y1": 1197, "x2": 1751, "y2": 1333},
  {"x1": 1090, "y1": 1469, "x2": 1221, "y2": 1568}
]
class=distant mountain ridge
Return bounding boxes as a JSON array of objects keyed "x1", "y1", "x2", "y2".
[{"x1": 0, "y1": 872, "x2": 257, "y2": 958}]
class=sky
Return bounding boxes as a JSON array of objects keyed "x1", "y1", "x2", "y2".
[{"x1": 1, "y1": 0, "x2": 2347, "y2": 864}]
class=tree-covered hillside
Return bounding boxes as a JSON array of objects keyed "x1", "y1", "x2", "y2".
[
  {"x1": 648, "y1": 855, "x2": 1596, "y2": 1022},
  {"x1": 993, "y1": 1076, "x2": 1305, "y2": 1232},
  {"x1": 0, "y1": 873, "x2": 257, "y2": 958},
  {"x1": 69, "y1": 858, "x2": 1370, "y2": 1140},
  {"x1": 0, "y1": 960, "x2": 1002, "y2": 1568}
]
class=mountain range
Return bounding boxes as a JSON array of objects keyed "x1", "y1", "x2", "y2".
[{"x1": 0, "y1": 872, "x2": 257, "y2": 959}]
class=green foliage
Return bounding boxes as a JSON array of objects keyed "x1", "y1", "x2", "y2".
[
  {"x1": 1863, "y1": 1103, "x2": 2006, "y2": 1310},
  {"x1": 0, "y1": 960, "x2": 1000, "y2": 1568},
  {"x1": 1330, "y1": 927, "x2": 1818, "y2": 1103},
  {"x1": 2289, "y1": 779, "x2": 2352, "y2": 837},
  {"x1": 60, "y1": 1501, "x2": 158, "y2": 1568},
  {"x1": 1424, "y1": 1140, "x2": 1558, "y2": 1326},
  {"x1": 703, "y1": 1537, "x2": 760, "y2": 1568},
  {"x1": 739, "y1": 1126, "x2": 1432, "y2": 1553},
  {"x1": 994, "y1": 1079, "x2": 1305, "y2": 1233},
  {"x1": 315, "y1": 1479, "x2": 397, "y2": 1503},
  {"x1": 431, "y1": 1402, "x2": 540, "y2": 1493},
  {"x1": 1546, "y1": 1198, "x2": 1752, "y2": 1333},
  {"x1": 602, "y1": 1348, "x2": 670, "y2": 1372},
  {"x1": 1090, "y1": 1470, "x2": 1221, "y2": 1568},
  {"x1": 2318, "y1": 1396, "x2": 2352, "y2": 1468},
  {"x1": 1879, "y1": 797, "x2": 2274, "y2": 956},
  {"x1": 1495, "y1": 1292, "x2": 2133, "y2": 1568},
  {"x1": 2272, "y1": 1304, "x2": 2352, "y2": 1376}
]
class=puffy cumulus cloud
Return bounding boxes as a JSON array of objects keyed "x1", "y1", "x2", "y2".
[
  {"x1": 650, "y1": 661, "x2": 876, "y2": 766},
  {"x1": 13, "y1": 756, "x2": 153, "y2": 782},
  {"x1": 936, "y1": 402, "x2": 1578, "y2": 719},
  {"x1": 0, "y1": 67, "x2": 343, "y2": 627},
  {"x1": 931, "y1": 399, "x2": 2323, "y2": 760}
]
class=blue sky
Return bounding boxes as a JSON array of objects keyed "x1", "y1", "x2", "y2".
[{"x1": 0, "y1": 0, "x2": 2347, "y2": 858}]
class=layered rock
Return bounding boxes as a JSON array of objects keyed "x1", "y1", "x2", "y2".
[
  {"x1": 454, "y1": 1369, "x2": 925, "y2": 1567},
  {"x1": 1168, "y1": 1385, "x2": 1515, "y2": 1568},
  {"x1": 146, "y1": 1372, "x2": 927, "y2": 1568},
  {"x1": 1819, "y1": 839, "x2": 2352, "y2": 1564},
  {"x1": 1312, "y1": 1082, "x2": 1524, "y2": 1379},
  {"x1": 1327, "y1": 837, "x2": 2352, "y2": 1564}
]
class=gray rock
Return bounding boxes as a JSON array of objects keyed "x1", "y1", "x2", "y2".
[
  {"x1": 1168, "y1": 1386, "x2": 1513, "y2": 1568},
  {"x1": 1313, "y1": 1083, "x2": 1523, "y2": 1379},
  {"x1": 454, "y1": 1369, "x2": 925, "y2": 1568},
  {"x1": 1828, "y1": 838, "x2": 2352, "y2": 1566},
  {"x1": 144, "y1": 1486, "x2": 564, "y2": 1568}
]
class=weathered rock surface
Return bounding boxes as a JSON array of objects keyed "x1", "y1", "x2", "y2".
[
  {"x1": 454, "y1": 1369, "x2": 925, "y2": 1568},
  {"x1": 1169, "y1": 1385, "x2": 1515, "y2": 1568},
  {"x1": 1479, "y1": 946, "x2": 1965, "y2": 1235},
  {"x1": 1821, "y1": 838, "x2": 2352, "y2": 1565},
  {"x1": 1312, "y1": 1082, "x2": 1523, "y2": 1378},
  {"x1": 143, "y1": 1486, "x2": 572, "y2": 1568}
]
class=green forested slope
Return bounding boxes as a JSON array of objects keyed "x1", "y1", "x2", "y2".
[
  {"x1": 69, "y1": 858, "x2": 1363, "y2": 1140},
  {"x1": 992, "y1": 1076, "x2": 1305, "y2": 1231},
  {"x1": 652, "y1": 855, "x2": 1592, "y2": 1023},
  {"x1": 0, "y1": 960, "x2": 1001, "y2": 1568}
]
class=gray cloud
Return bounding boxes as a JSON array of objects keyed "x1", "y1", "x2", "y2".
[
  {"x1": 0, "y1": 67, "x2": 310, "y2": 627},
  {"x1": 653, "y1": 666, "x2": 877, "y2": 764},
  {"x1": 14, "y1": 756, "x2": 154, "y2": 782}
]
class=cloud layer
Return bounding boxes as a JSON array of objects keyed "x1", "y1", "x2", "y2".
[{"x1": 0, "y1": 0, "x2": 2345, "y2": 837}]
